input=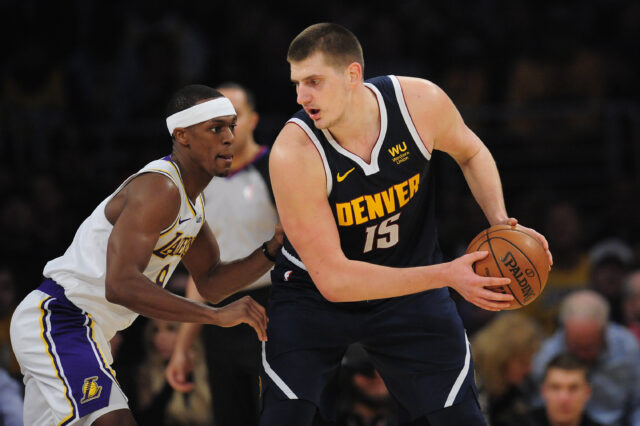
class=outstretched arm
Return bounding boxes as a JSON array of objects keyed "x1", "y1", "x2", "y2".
[
  {"x1": 182, "y1": 221, "x2": 282, "y2": 304},
  {"x1": 104, "y1": 172, "x2": 268, "y2": 340},
  {"x1": 270, "y1": 122, "x2": 513, "y2": 309}
]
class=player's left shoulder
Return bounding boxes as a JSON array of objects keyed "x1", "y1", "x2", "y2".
[
  {"x1": 396, "y1": 76, "x2": 443, "y2": 99},
  {"x1": 396, "y1": 76, "x2": 452, "y2": 114}
]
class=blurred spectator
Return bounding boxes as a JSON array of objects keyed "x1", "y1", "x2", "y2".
[
  {"x1": 523, "y1": 201, "x2": 591, "y2": 335},
  {"x1": 471, "y1": 312, "x2": 544, "y2": 426},
  {"x1": 0, "y1": 366, "x2": 23, "y2": 426},
  {"x1": 334, "y1": 343, "x2": 398, "y2": 426},
  {"x1": 0, "y1": 266, "x2": 19, "y2": 377},
  {"x1": 588, "y1": 238, "x2": 634, "y2": 324},
  {"x1": 519, "y1": 353, "x2": 602, "y2": 426},
  {"x1": 129, "y1": 318, "x2": 212, "y2": 426},
  {"x1": 532, "y1": 290, "x2": 640, "y2": 426},
  {"x1": 622, "y1": 269, "x2": 640, "y2": 344}
]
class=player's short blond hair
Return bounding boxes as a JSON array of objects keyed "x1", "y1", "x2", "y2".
[{"x1": 287, "y1": 22, "x2": 364, "y2": 71}]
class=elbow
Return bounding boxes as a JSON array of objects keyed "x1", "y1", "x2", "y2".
[
  {"x1": 314, "y1": 276, "x2": 349, "y2": 303},
  {"x1": 104, "y1": 277, "x2": 128, "y2": 306},
  {"x1": 105, "y1": 282, "x2": 122, "y2": 305},
  {"x1": 308, "y1": 257, "x2": 352, "y2": 302}
]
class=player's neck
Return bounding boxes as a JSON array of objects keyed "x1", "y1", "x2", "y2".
[
  {"x1": 231, "y1": 139, "x2": 261, "y2": 172},
  {"x1": 328, "y1": 85, "x2": 380, "y2": 162},
  {"x1": 169, "y1": 153, "x2": 207, "y2": 203}
]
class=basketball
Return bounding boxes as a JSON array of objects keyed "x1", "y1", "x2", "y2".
[{"x1": 465, "y1": 225, "x2": 550, "y2": 310}]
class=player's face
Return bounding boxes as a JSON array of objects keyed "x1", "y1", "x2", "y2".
[
  {"x1": 290, "y1": 51, "x2": 351, "y2": 129},
  {"x1": 219, "y1": 88, "x2": 257, "y2": 156},
  {"x1": 542, "y1": 368, "x2": 591, "y2": 425},
  {"x1": 181, "y1": 98, "x2": 237, "y2": 177}
]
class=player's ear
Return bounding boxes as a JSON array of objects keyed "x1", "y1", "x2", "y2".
[
  {"x1": 346, "y1": 62, "x2": 362, "y2": 87},
  {"x1": 173, "y1": 128, "x2": 190, "y2": 147},
  {"x1": 250, "y1": 112, "x2": 259, "y2": 132}
]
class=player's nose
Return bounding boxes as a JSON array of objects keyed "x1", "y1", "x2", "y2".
[{"x1": 296, "y1": 87, "x2": 311, "y2": 106}]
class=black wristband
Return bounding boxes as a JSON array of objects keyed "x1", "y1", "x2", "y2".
[{"x1": 262, "y1": 242, "x2": 277, "y2": 262}]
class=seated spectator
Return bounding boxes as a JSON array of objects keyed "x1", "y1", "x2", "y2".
[
  {"x1": 0, "y1": 266, "x2": 20, "y2": 377},
  {"x1": 472, "y1": 312, "x2": 544, "y2": 426},
  {"x1": 521, "y1": 353, "x2": 602, "y2": 426},
  {"x1": 588, "y1": 238, "x2": 634, "y2": 324},
  {"x1": 522, "y1": 201, "x2": 591, "y2": 335},
  {"x1": 622, "y1": 269, "x2": 640, "y2": 344},
  {"x1": 128, "y1": 318, "x2": 213, "y2": 426},
  {"x1": 0, "y1": 366, "x2": 23, "y2": 426},
  {"x1": 334, "y1": 343, "x2": 398, "y2": 426},
  {"x1": 532, "y1": 290, "x2": 640, "y2": 426}
]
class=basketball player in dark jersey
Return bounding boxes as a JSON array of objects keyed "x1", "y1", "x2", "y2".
[{"x1": 261, "y1": 23, "x2": 553, "y2": 426}]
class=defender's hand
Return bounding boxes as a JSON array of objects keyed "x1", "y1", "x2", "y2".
[{"x1": 211, "y1": 295, "x2": 269, "y2": 341}]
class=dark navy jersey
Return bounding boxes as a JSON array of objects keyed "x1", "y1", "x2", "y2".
[{"x1": 277, "y1": 75, "x2": 443, "y2": 290}]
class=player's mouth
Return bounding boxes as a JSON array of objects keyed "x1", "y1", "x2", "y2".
[
  {"x1": 217, "y1": 153, "x2": 234, "y2": 166},
  {"x1": 306, "y1": 108, "x2": 321, "y2": 120}
]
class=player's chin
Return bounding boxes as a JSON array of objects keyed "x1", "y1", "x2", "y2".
[{"x1": 312, "y1": 118, "x2": 330, "y2": 129}]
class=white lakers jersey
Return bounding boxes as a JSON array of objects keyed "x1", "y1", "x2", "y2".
[{"x1": 43, "y1": 157, "x2": 205, "y2": 339}]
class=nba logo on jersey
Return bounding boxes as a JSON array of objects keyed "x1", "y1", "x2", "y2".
[{"x1": 81, "y1": 376, "x2": 103, "y2": 403}]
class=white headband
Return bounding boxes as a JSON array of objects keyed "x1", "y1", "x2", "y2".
[{"x1": 166, "y1": 97, "x2": 236, "y2": 135}]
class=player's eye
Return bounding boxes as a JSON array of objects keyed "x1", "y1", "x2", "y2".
[
  {"x1": 211, "y1": 126, "x2": 222, "y2": 133},
  {"x1": 230, "y1": 124, "x2": 237, "y2": 133}
]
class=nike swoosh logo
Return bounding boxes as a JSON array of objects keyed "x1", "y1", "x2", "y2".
[
  {"x1": 336, "y1": 167, "x2": 355, "y2": 182},
  {"x1": 178, "y1": 217, "x2": 191, "y2": 225}
]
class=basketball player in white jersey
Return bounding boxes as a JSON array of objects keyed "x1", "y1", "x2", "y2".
[
  {"x1": 9, "y1": 84, "x2": 282, "y2": 426},
  {"x1": 166, "y1": 82, "x2": 278, "y2": 426}
]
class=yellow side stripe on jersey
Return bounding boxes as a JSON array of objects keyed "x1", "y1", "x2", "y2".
[
  {"x1": 159, "y1": 216, "x2": 179, "y2": 237},
  {"x1": 86, "y1": 313, "x2": 118, "y2": 383},
  {"x1": 198, "y1": 193, "x2": 205, "y2": 223},
  {"x1": 39, "y1": 297, "x2": 77, "y2": 426}
]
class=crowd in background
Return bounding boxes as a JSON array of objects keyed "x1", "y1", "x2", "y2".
[{"x1": 1, "y1": 0, "x2": 640, "y2": 425}]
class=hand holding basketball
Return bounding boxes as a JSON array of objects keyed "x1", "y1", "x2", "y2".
[
  {"x1": 447, "y1": 251, "x2": 515, "y2": 311},
  {"x1": 466, "y1": 224, "x2": 551, "y2": 310}
]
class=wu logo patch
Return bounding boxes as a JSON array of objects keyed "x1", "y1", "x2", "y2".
[
  {"x1": 388, "y1": 141, "x2": 410, "y2": 165},
  {"x1": 81, "y1": 376, "x2": 103, "y2": 403}
]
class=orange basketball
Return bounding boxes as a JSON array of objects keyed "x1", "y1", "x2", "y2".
[{"x1": 465, "y1": 225, "x2": 550, "y2": 310}]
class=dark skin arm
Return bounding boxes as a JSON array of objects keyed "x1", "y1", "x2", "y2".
[
  {"x1": 104, "y1": 172, "x2": 270, "y2": 340},
  {"x1": 182, "y1": 221, "x2": 283, "y2": 304}
]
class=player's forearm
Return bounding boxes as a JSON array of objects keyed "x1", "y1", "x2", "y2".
[
  {"x1": 106, "y1": 275, "x2": 218, "y2": 323},
  {"x1": 310, "y1": 257, "x2": 450, "y2": 302},
  {"x1": 196, "y1": 246, "x2": 274, "y2": 304},
  {"x1": 459, "y1": 146, "x2": 508, "y2": 225}
]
